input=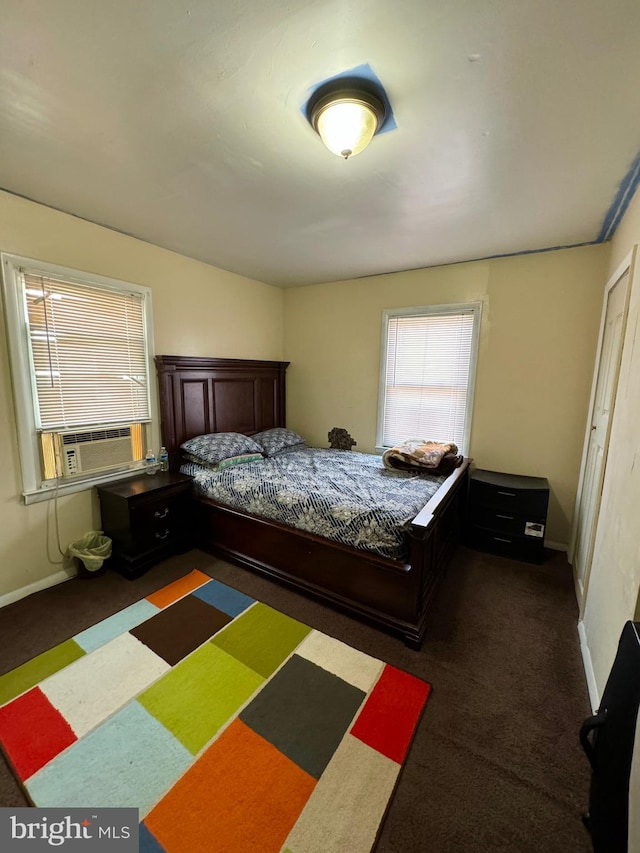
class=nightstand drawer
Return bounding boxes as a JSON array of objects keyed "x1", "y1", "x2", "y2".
[
  {"x1": 130, "y1": 494, "x2": 186, "y2": 549},
  {"x1": 469, "y1": 478, "x2": 548, "y2": 515},
  {"x1": 467, "y1": 527, "x2": 544, "y2": 563},
  {"x1": 469, "y1": 506, "x2": 545, "y2": 537}
]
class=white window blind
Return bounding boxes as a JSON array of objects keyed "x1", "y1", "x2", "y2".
[
  {"x1": 22, "y1": 271, "x2": 151, "y2": 429},
  {"x1": 380, "y1": 306, "x2": 479, "y2": 450}
]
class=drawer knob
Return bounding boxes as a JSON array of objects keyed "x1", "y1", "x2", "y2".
[
  {"x1": 496, "y1": 514, "x2": 514, "y2": 520},
  {"x1": 497, "y1": 491, "x2": 516, "y2": 498},
  {"x1": 155, "y1": 529, "x2": 170, "y2": 540},
  {"x1": 493, "y1": 536, "x2": 512, "y2": 543},
  {"x1": 154, "y1": 508, "x2": 169, "y2": 519}
]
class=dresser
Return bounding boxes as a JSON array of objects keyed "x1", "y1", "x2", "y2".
[
  {"x1": 97, "y1": 471, "x2": 193, "y2": 578},
  {"x1": 466, "y1": 468, "x2": 549, "y2": 563}
]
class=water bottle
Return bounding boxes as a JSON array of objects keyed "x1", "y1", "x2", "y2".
[
  {"x1": 145, "y1": 448, "x2": 156, "y2": 475},
  {"x1": 159, "y1": 446, "x2": 169, "y2": 472}
]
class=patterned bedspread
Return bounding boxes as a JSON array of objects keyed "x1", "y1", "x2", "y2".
[{"x1": 180, "y1": 447, "x2": 446, "y2": 561}]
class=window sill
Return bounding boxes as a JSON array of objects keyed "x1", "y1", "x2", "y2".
[{"x1": 23, "y1": 466, "x2": 147, "y2": 505}]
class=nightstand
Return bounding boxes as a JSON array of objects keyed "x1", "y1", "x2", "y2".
[
  {"x1": 96, "y1": 471, "x2": 193, "y2": 578},
  {"x1": 466, "y1": 468, "x2": 549, "y2": 564}
]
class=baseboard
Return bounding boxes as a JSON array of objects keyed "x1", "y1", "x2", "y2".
[
  {"x1": 578, "y1": 619, "x2": 600, "y2": 713},
  {"x1": 0, "y1": 569, "x2": 73, "y2": 610},
  {"x1": 545, "y1": 540, "x2": 567, "y2": 551}
]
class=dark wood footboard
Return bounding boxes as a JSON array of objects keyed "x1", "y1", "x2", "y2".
[
  {"x1": 193, "y1": 459, "x2": 470, "y2": 647},
  {"x1": 405, "y1": 459, "x2": 470, "y2": 645}
]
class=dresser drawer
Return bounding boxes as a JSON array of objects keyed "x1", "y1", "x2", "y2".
[
  {"x1": 467, "y1": 526, "x2": 544, "y2": 564},
  {"x1": 130, "y1": 494, "x2": 187, "y2": 549},
  {"x1": 469, "y1": 505, "x2": 546, "y2": 537},
  {"x1": 469, "y1": 479, "x2": 548, "y2": 516}
]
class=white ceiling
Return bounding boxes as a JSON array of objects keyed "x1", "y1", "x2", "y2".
[{"x1": 1, "y1": 1, "x2": 640, "y2": 287}]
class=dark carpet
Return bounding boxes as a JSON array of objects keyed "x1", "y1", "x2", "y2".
[{"x1": 0, "y1": 545, "x2": 593, "y2": 853}]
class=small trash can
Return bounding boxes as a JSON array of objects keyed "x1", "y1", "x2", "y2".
[{"x1": 67, "y1": 531, "x2": 112, "y2": 578}]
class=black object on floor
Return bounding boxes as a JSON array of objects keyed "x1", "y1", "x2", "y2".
[{"x1": 580, "y1": 620, "x2": 640, "y2": 853}]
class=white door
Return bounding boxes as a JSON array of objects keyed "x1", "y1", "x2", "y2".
[{"x1": 572, "y1": 263, "x2": 630, "y2": 610}]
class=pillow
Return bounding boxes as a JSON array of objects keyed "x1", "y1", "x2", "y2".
[
  {"x1": 182, "y1": 452, "x2": 264, "y2": 471},
  {"x1": 180, "y1": 432, "x2": 262, "y2": 466},
  {"x1": 252, "y1": 427, "x2": 306, "y2": 457}
]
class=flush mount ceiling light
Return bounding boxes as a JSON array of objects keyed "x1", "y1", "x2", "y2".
[{"x1": 308, "y1": 81, "x2": 387, "y2": 160}]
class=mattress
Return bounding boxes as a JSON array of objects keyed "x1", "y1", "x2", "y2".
[{"x1": 181, "y1": 447, "x2": 446, "y2": 561}]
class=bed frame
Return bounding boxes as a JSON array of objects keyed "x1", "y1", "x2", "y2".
[{"x1": 156, "y1": 355, "x2": 470, "y2": 647}]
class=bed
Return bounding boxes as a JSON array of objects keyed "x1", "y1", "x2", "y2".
[{"x1": 156, "y1": 355, "x2": 470, "y2": 647}]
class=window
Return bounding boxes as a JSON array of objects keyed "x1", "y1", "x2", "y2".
[
  {"x1": 2, "y1": 254, "x2": 157, "y2": 503},
  {"x1": 377, "y1": 302, "x2": 481, "y2": 454}
]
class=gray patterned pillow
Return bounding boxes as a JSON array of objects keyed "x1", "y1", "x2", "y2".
[
  {"x1": 182, "y1": 452, "x2": 264, "y2": 471},
  {"x1": 252, "y1": 428, "x2": 306, "y2": 457},
  {"x1": 180, "y1": 432, "x2": 262, "y2": 466}
]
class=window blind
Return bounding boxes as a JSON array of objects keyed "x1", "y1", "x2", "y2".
[
  {"x1": 382, "y1": 311, "x2": 475, "y2": 448},
  {"x1": 23, "y1": 271, "x2": 151, "y2": 430}
]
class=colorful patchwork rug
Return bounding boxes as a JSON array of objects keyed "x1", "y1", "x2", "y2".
[{"x1": 0, "y1": 570, "x2": 431, "y2": 852}]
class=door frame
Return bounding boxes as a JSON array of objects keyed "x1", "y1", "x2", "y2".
[{"x1": 568, "y1": 247, "x2": 635, "y2": 613}]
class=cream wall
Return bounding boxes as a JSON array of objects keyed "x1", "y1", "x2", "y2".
[
  {"x1": 283, "y1": 244, "x2": 609, "y2": 545},
  {"x1": 0, "y1": 190, "x2": 283, "y2": 602},
  {"x1": 0, "y1": 184, "x2": 624, "y2": 621},
  {"x1": 582, "y1": 184, "x2": 640, "y2": 695}
]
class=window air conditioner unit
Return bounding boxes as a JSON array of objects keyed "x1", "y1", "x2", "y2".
[{"x1": 59, "y1": 427, "x2": 135, "y2": 477}]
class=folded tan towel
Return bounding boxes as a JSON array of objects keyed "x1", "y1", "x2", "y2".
[{"x1": 382, "y1": 439, "x2": 459, "y2": 471}]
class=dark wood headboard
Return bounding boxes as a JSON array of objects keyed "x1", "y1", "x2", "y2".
[{"x1": 155, "y1": 356, "x2": 290, "y2": 470}]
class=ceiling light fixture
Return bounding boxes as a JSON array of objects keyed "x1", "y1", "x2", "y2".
[{"x1": 308, "y1": 81, "x2": 387, "y2": 160}]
